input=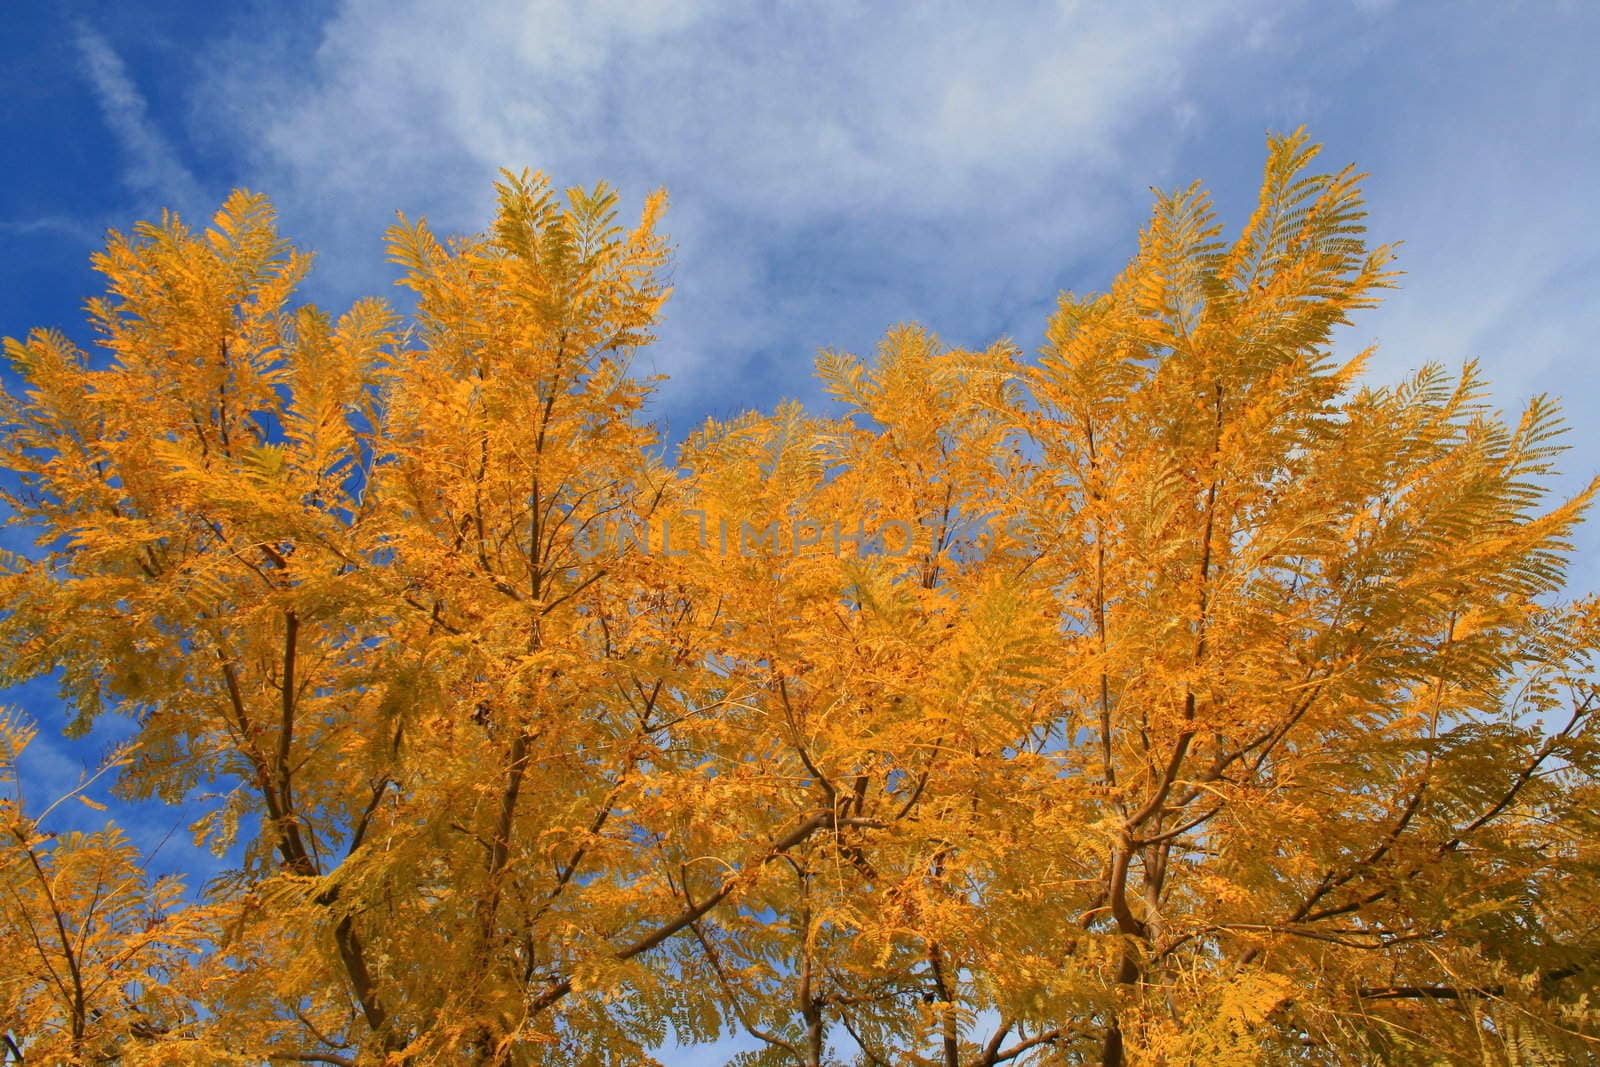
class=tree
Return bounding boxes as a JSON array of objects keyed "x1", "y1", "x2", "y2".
[{"x1": 2, "y1": 131, "x2": 1597, "y2": 1065}]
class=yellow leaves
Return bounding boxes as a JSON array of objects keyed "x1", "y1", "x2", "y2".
[
  {"x1": 1129, "y1": 179, "x2": 1225, "y2": 335},
  {"x1": 188, "y1": 787, "x2": 253, "y2": 857},
  {"x1": 1122, "y1": 962, "x2": 1301, "y2": 1063},
  {"x1": 1, "y1": 811, "x2": 218, "y2": 1065},
  {"x1": 1, "y1": 133, "x2": 1598, "y2": 1064},
  {"x1": 0, "y1": 706, "x2": 39, "y2": 778}
]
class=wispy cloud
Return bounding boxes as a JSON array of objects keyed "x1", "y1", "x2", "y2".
[
  {"x1": 73, "y1": 23, "x2": 205, "y2": 214},
  {"x1": 0, "y1": 214, "x2": 100, "y2": 245},
  {"x1": 199, "y1": 0, "x2": 1275, "y2": 414}
]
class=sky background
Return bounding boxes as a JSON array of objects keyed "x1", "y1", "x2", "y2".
[{"x1": 3, "y1": 1, "x2": 1599, "y2": 1061}]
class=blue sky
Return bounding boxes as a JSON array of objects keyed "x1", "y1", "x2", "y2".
[{"x1": 3, "y1": 1, "x2": 1599, "y2": 1060}]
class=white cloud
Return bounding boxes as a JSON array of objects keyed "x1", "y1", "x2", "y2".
[
  {"x1": 73, "y1": 24, "x2": 205, "y2": 215},
  {"x1": 198, "y1": 0, "x2": 1276, "y2": 412},
  {"x1": 240, "y1": 0, "x2": 1252, "y2": 217},
  {"x1": 0, "y1": 214, "x2": 100, "y2": 245}
]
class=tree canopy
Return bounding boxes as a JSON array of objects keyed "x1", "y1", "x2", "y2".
[{"x1": 2, "y1": 131, "x2": 1598, "y2": 1066}]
